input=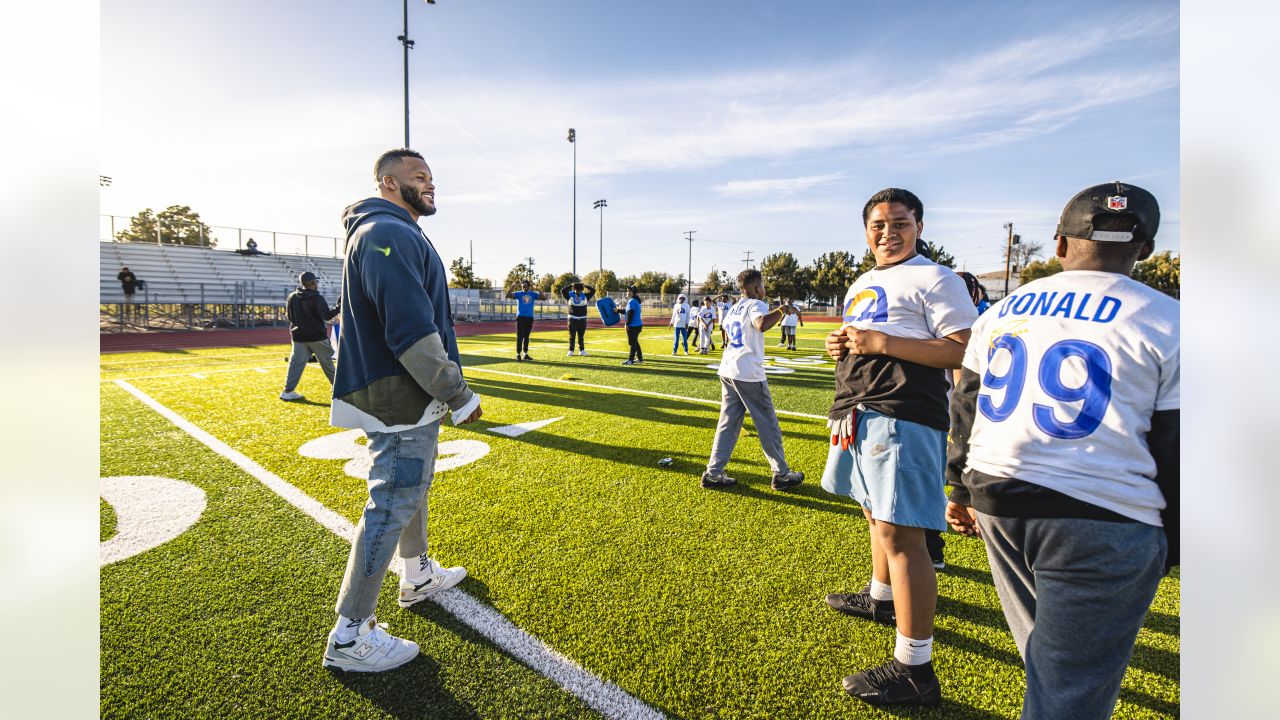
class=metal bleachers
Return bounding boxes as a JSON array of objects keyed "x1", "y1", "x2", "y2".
[{"x1": 100, "y1": 242, "x2": 343, "y2": 306}]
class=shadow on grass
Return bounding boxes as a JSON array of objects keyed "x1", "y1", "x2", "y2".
[
  {"x1": 328, "y1": 654, "x2": 482, "y2": 720},
  {"x1": 403, "y1": 597, "x2": 689, "y2": 720}
]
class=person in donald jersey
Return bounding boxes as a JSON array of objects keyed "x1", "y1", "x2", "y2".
[{"x1": 821, "y1": 188, "x2": 977, "y2": 706}]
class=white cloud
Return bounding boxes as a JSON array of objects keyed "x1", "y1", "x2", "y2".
[{"x1": 711, "y1": 173, "x2": 846, "y2": 198}]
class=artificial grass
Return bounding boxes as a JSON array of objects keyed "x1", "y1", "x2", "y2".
[
  {"x1": 101, "y1": 497, "x2": 117, "y2": 542},
  {"x1": 100, "y1": 331, "x2": 1180, "y2": 719}
]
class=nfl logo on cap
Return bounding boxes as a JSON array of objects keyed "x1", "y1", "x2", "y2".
[{"x1": 1106, "y1": 195, "x2": 1128, "y2": 210}]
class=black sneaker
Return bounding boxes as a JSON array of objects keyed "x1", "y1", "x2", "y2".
[
  {"x1": 516, "y1": 354, "x2": 525, "y2": 362},
  {"x1": 926, "y1": 530, "x2": 945, "y2": 570},
  {"x1": 771, "y1": 470, "x2": 804, "y2": 491},
  {"x1": 825, "y1": 584, "x2": 896, "y2": 626},
  {"x1": 700, "y1": 472, "x2": 737, "y2": 489},
  {"x1": 843, "y1": 659, "x2": 941, "y2": 706}
]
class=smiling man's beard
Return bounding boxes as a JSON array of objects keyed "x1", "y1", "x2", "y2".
[{"x1": 400, "y1": 184, "x2": 436, "y2": 216}]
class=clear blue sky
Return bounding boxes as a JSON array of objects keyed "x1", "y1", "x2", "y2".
[{"x1": 101, "y1": 0, "x2": 1179, "y2": 283}]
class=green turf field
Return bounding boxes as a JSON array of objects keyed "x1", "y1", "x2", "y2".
[{"x1": 100, "y1": 322, "x2": 1180, "y2": 719}]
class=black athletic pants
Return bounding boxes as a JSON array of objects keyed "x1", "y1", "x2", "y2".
[
  {"x1": 626, "y1": 324, "x2": 643, "y2": 361},
  {"x1": 516, "y1": 316, "x2": 534, "y2": 355},
  {"x1": 568, "y1": 318, "x2": 586, "y2": 351}
]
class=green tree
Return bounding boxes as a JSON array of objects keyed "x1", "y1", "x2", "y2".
[
  {"x1": 1003, "y1": 239, "x2": 1045, "y2": 275},
  {"x1": 808, "y1": 250, "x2": 857, "y2": 303},
  {"x1": 855, "y1": 248, "x2": 878, "y2": 275},
  {"x1": 581, "y1": 269, "x2": 619, "y2": 292},
  {"x1": 551, "y1": 272, "x2": 579, "y2": 297},
  {"x1": 920, "y1": 241, "x2": 957, "y2": 269},
  {"x1": 617, "y1": 274, "x2": 639, "y2": 291},
  {"x1": 536, "y1": 273, "x2": 555, "y2": 294},
  {"x1": 1132, "y1": 251, "x2": 1179, "y2": 295},
  {"x1": 448, "y1": 257, "x2": 489, "y2": 289},
  {"x1": 635, "y1": 271, "x2": 671, "y2": 293},
  {"x1": 760, "y1": 251, "x2": 802, "y2": 300},
  {"x1": 702, "y1": 269, "x2": 735, "y2": 295},
  {"x1": 659, "y1": 274, "x2": 687, "y2": 300},
  {"x1": 1019, "y1": 256, "x2": 1063, "y2": 284},
  {"x1": 503, "y1": 262, "x2": 536, "y2": 291},
  {"x1": 116, "y1": 205, "x2": 215, "y2": 247}
]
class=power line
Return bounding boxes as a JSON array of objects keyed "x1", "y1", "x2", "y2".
[{"x1": 742, "y1": 251, "x2": 753, "y2": 269}]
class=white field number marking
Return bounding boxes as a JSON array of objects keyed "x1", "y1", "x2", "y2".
[
  {"x1": 100, "y1": 476, "x2": 207, "y2": 567},
  {"x1": 298, "y1": 429, "x2": 490, "y2": 480}
]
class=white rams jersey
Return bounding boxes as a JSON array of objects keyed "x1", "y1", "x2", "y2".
[{"x1": 962, "y1": 270, "x2": 1179, "y2": 525}]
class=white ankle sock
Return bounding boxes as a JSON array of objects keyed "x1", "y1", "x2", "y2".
[
  {"x1": 334, "y1": 615, "x2": 364, "y2": 642},
  {"x1": 894, "y1": 632, "x2": 933, "y2": 665},
  {"x1": 869, "y1": 578, "x2": 893, "y2": 602},
  {"x1": 402, "y1": 553, "x2": 432, "y2": 583}
]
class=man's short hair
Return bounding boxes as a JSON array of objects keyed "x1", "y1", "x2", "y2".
[
  {"x1": 862, "y1": 187, "x2": 924, "y2": 225},
  {"x1": 737, "y1": 268, "x2": 763, "y2": 288},
  {"x1": 374, "y1": 148, "x2": 425, "y2": 182}
]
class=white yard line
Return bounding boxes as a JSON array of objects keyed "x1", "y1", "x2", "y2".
[
  {"x1": 111, "y1": 380, "x2": 664, "y2": 720},
  {"x1": 464, "y1": 367, "x2": 828, "y2": 421}
]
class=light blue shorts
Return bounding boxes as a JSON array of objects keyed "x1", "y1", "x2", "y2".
[{"x1": 820, "y1": 409, "x2": 947, "y2": 531}]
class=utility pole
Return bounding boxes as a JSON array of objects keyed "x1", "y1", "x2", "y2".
[
  {"x1": 469, "y1": 239, "x2": 473, "y2": 271},
  {"x1": 684, "y1": 230, "x2": 697, "y2": 298},
  {"x1": 742, "y1": 250, "x2": 754, "y2": 269},
  {"x1": 593, "y1": 199, "x2": 607, "y2": 278},
  {"x1": 1002, "y1": 222, "x2": 1014, "y2": 295}
]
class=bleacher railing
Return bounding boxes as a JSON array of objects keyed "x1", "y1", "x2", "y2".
[{"x1": 101, "y1": 215, "x2": 344, "y2": 258}]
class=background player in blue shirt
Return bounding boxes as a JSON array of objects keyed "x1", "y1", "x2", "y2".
[
  {"x1": 506, "y1": 280, "x2": 543, "y2": 361},
  {"x1": 621, "y1": 285, "x2": 645, "y2": 365}
]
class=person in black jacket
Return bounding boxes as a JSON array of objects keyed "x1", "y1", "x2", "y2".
[
  {"x1": 560, "y1": 280, "x2": 596, "y2": 356},
  {"x1": 281, "y1": 271, "x2": 340, "y2": 400}
]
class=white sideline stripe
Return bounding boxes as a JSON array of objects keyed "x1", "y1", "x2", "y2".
[
  {"x1": 488, "y1": 417, "x2": 563, "y2": 438},
  {"x1": 465, "y1": 367, "x2": 827, "y2": 421},
  {"x1": 111, "y1": 379, "x2": 664, "y2": 720}
]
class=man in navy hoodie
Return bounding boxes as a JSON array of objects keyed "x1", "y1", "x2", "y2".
[{"x1": 322, "y1": 149, "x2": 483, "y2": 674}]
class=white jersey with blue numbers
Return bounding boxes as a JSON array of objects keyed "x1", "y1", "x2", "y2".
[
  {"x1": 718, "y1": 298, "x2": 769, "y2": 381},
  {"x1": 671, "y1": 302, "x2": 690, "y2": 328},
  {"x1": 962, "y1": 270, "x2": 1180, "y2": 525}
]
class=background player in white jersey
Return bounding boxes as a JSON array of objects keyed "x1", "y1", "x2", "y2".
[
  {"x1": 669, "y1": 294, "x2": 691, "y2": 355},
  {"x1": 716, "y1": 294, "x2": 731, "y2": 347},
  {"x1": 696, "y1": 297, "x2": 717, "y2": 354},
  {"x1": 701, "y1": 269, "x2": 805, "y2": 491},
  {"x1": 945, "y1": 182, "x2": 1178, "y2": 720},
  {"x1": 820, "y1": 188, "x2": 977, "y2": 707},
  {"x1": 778, "y1": 298, "x2": 803, "y2": 350}
]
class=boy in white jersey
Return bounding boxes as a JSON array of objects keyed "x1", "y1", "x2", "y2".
[
  {"x1": 778, "y1": 298, "x2": 803, "y2": 350},
  {"x1": 716, "y1": 294, "x2": 731, "y2": 348},
  {"x1": 820, "y1": 188, "x2": 977, "y2": 707},
  {"x1": 701, "y1": 269, "x2": 805, "y2": 491},
  {"x1": 669, "y1": 294, "x2": 691, "y2": 355},
  {"x1": 696, "y1": 297, "x2": 717, "y2": 354},
  {"x1": 946, "y1": 182, "x2": 1178, "y2": 720}
]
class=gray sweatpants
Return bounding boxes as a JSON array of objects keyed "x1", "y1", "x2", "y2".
[
  {"x1": 976, "y1": 513, "x2": 1167, "y2": 720},
  {"x1": 284, "y1": 339, "x2": 335, "y2": 392},
  {"x1": 706, "y1": 376, "x2": 789, "y2": 477}
]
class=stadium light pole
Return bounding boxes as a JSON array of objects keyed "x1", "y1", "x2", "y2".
[
  {"x1": 398, "y1": 0, "x2": 436, "y2": 148},
  {"x1": 593, "y1": 198, "x2": 606, "y2": 278},
  {"x1": 684, "y1": 230, "x2": 696, "y2": 297},
  {"x1": 568, "y1": 128, "x2": 577, "y2": 276},
  {"x1": 1002, "y1": 222, "x2": 1014, "y2": 295}
]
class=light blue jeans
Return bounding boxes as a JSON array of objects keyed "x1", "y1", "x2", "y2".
[
  {"x1": 976, "y1": 513, "x2": 1167, "y2": 720},
  {"x1": 335, "y1": 421, "x2": 441, "y2": 619},
  {"x1": 672, "y1": 326, "x2": 689, "y2": 353}
]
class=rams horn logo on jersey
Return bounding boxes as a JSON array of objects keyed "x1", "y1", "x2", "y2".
[
  {"x1": 987, "y1": 319, "x2": 1029, "y2": 349},
  {"x1": 842, "y1": 286, "x2": 889, "y2": 324},
  {"x1": 1106, "y1": 195, "x2": 1127, "y2": 210}
]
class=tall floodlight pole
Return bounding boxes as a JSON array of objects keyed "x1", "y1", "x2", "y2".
[
  {"x1": 568, "y1": 128, "x2": 577, "y2": 276},
  {"x1": 684, "y1": 230, "x2": 697, "y2": 297},
  {"x1": 398, "y1": 0, "x2": 436, "y2": 148},
  {"x1": 1002, "y1": 222, "x2": 1014, "y2": 295},
  {"x1": 593, "y1": 199, "x2": 607, "y2": 278}
]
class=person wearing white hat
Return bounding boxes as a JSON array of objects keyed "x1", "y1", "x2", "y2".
[{"x1": 669, "y1": 294, "x2": 691, "y2": 355}]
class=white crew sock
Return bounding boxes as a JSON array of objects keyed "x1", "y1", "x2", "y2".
[
  {"x1": 894, "y1": 632, "x2": 933, "y2": 666},
  {"x1": 869, "y1": 578, "x2": 893, "y2": 602},
  {"x1": 402, "y1": 553, "x2": 432, "y2": 584},
  {"x1": 334, "y1": 615, "x2": 365, "y2": 642}
]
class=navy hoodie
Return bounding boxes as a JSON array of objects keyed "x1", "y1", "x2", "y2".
[{"x1": 331, "y1": 198, "x2": 467, "y2": 430}]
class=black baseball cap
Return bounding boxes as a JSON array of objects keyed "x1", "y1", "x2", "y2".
[
  {"x1": 1057, "y1": 181, "x2": 1160, "y2": 244},
  {"x1": 299, "y1": 271, "x2": 317, "y2": 284}
]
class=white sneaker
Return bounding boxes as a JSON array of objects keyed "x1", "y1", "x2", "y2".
[
  {"x1": 322, "y1": 616, "x2": 419, "y2": 673},
  {"x1": 398, "y1": 557, "x2": 467, "y2": 608},
  {"x1": 280, "y1": 390, "x2": 304, "y2": 401},
  {"x1": 567, "y1": 350, "x2": 576, "y2": 356},
  {"x1": 579, "y1": 349, "x2": 589, "y2": 356}
]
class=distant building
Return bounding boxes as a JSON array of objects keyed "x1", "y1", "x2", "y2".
[{"x1": 975, "y1": 270, "x2": 1020, "y2": 300}]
